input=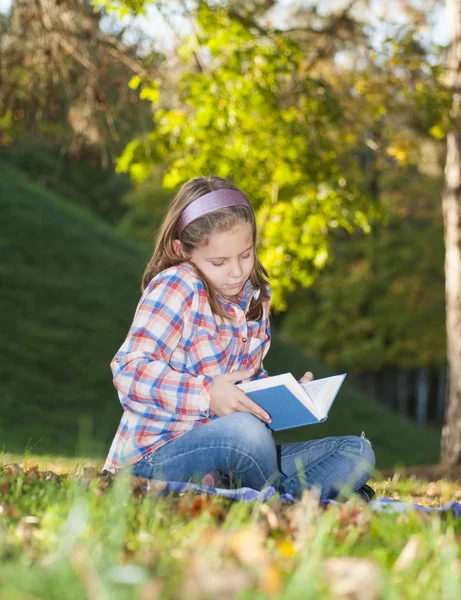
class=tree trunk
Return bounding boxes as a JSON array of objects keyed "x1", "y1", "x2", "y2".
[{"x1": 441, "y1": 0, "x2": 461, "y2": 465}]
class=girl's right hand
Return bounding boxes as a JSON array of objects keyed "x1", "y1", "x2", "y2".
[{"x1": 210, "y1": 369, "x2": 272, "y2": 424}]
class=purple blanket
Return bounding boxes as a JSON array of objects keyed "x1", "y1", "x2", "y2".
[{"x1": 148, "y1": 479, "x2": 461, "y2": 516}]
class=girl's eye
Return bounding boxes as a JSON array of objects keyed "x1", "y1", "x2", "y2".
[{"x1": 211, "y1": 253, "x2": 251, "y2": 267}]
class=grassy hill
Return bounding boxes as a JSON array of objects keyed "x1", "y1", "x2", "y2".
[{"x1": 0, "y1": 161, "x2": 441, "y2": 467}]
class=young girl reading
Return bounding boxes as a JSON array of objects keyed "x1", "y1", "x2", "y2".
[{"x1": 103, "y1": 176, "x2": 375, "y2": 501}]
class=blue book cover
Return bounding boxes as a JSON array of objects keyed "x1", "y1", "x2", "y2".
[{"x1": 238, "y1": 373, "x2": 347, "y2": 432}]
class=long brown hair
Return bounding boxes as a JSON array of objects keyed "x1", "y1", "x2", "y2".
[{"x1": 142, "y1": 176, "x2": 269, "y2": 321}]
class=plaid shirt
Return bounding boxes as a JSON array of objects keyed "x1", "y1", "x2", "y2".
[{"x1": 104, "y1": 263, "x2": 271, "y2": 472}]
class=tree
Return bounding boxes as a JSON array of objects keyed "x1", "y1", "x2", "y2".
[
  {"x1": 0, "y1": 0, "x2": 156, "y2": 164},
  {"x1": 441, "y1": 0, "x2": 461, "y2": 465},
  {"x1": 116, "y1": 1, "x2": 376, "y2": 310},
  {"x1": 111, "y1": 1, "x2": 449, "y2": 312}
]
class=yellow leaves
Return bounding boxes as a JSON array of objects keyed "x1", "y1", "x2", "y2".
[
  {"x1": 354, "y1": 78, "x2": 369, "y2": 95},
  {"x1": 128, "y1": 76, "x2": 160, "y2": 103},
  {"x1": 128, "y1": 75, "x2": 141, "y2": 90},
  {"x1": 386, "y1": 135, "x2": 418, "y2": 166},
  {"x1": 313, "y1": 249, "x2": 329, "y2": 269},
  {"x1": 277, "y1": 538, "x2": 295, "y2": 558},
  {"x1": 429, "y1": 124, "x2": 445, "y2": 139},
  {"x1": 139, "y1": 84, "x2": 159, "y2": 104}
]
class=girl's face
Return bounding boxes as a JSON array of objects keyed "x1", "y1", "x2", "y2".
[{"x1": 187, "y1": 223, "x2": 255, "y2": 301}]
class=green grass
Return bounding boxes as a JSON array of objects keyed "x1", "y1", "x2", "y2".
[
  {"x1": 0, "y1": 160, "x2": 441, "y2": 468},
  {"x1": 0, "y1": 462, "x2": 461, "y2": 599}
]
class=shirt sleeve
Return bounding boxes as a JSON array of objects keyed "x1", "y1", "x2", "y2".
[{"x1": 110, "y1": 273, "x2": 213, "y2": 420}]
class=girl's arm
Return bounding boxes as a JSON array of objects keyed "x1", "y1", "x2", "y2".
[{"x1": 111, "y1": 274, "x2": 212, "y2": 420}]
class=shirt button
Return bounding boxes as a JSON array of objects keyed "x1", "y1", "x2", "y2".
[{"x1": 241, "y1": 337, "x2": 247, "y2": 343}]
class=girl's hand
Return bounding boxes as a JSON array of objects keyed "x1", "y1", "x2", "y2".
[
  {"x1": 299, "y1": 371, "x2": 314, "y2": 384},
  {"x1": 210, "y1": 369, "x2": 272, "y2": 424}
]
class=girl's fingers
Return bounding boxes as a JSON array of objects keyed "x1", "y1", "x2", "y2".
[
  {"x1": 226, "y1": 369, "x2": 256, "y2": 382},
  {"x1": 238, "y1": 394, "x2": 271, "y2": 423},
  {"x1": 301, "y1": 371, "x2": 314, "y2": 383}
]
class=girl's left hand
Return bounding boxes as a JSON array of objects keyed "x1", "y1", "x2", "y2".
[{"x1": 299, "y1": 371, "x2": 314, "y2": 384}]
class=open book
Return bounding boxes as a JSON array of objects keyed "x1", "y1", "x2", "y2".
[{"x1": 237, "y1": 373, "x2": 346, "y2": 431}]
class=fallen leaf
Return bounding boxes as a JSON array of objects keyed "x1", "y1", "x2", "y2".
[
  {"x1": 228, "y1": 527, "x2": 267, "y2": 566},
  {"x1": 259, "y1": 503, "x2": 279, "y2": 530},
  {"x1": 426, "y1": 482, "x2": 442, "y2": 498},
  {"x1": 259, "y1": 563, "x2": 283, "y2": 596},
  {"x1": 393, "y1": 535, "x2": 422, "y2": 572},
  {"x1": 323, "y1": 557, "x2": 381, "y2": 600},
  {"x1": 183, "y1": 555, "x2": 251, "y2": 599},
  {"x1": 139, "y1": 578, "x2": 163, "y2": 600}
]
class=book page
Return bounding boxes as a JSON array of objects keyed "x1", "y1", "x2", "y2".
[{"x1": 300, "y1": 374, "x2": 346, "y2": 418}]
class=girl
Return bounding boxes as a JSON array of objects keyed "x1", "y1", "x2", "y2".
[{"x1": 103, "y1": 176, "x2": 375, "y2": 501}]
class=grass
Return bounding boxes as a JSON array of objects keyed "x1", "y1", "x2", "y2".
[
  {"x1": 1, "y1": 459, "x2": 461, "y2": 599},
  {"x1": 0, "y1": 159, "x2": 442, "y2": 467}
]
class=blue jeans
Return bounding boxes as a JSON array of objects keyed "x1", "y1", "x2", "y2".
[{"x1": 132, "y1": 413, "x2": 375, "y2": 500}]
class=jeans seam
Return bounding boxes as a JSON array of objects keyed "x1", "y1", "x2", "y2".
[
  {"x1": 142, "y1": 444, "x2": 275, "y2": 483},
  {"x1": 284, "y1": 439, "x2": 367, "y2": 483},
  {"x1": 282, "y1": 437, "x2": 349, "y2": 460}
]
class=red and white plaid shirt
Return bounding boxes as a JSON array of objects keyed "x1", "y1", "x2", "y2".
[{"x1": 104, "y1": 263, "x2": 271, "y2": 472}]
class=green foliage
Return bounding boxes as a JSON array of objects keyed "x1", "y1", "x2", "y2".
[
  {"x1": 0, "y1": 161, "x2": 441, "y2": 467},
  {"x1": 116, "y1": 3, "x2": 376, "y2": 309},
  {"x1": 280, "y1": 196, "x2": 446, "y2": 372},
  {"x1": 118, "y1": 179, "x2": 172, "y2": 246},
  {"x1": 0, "y1": 136, "x2": 131, "y2": 223}
]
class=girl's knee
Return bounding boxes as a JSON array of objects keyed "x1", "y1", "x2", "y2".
[
  {"x1": 216, "y1": 413, "x2": 275, "y2": 462},
  {"x1": 225, "y1": 412, "x2": 273, "y2": 446},
  {"x1": 339, "y1": 435, "x2": 375, "y2": 472}
]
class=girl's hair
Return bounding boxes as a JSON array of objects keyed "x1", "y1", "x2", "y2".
[{"x1": 142, "y1": 176, "x2": 269, "y2": 321}]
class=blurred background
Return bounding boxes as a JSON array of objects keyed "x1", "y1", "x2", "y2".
[{"x1": 0, "y1": 0, "x2": 454, "y2": 469}]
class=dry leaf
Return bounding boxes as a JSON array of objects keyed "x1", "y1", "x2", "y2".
[
  {"x1": 323, "y1": 557, "x2": 381, "y2": 600},
  {"x1": 139, "y1": 577, "x2": 163, "y2": 600},
  {"x1": 15, "y1": 516, "x2": 39, "y2": 546},
  {"x1": 259, "y1": 563, "x2": 283, "y2": 596},
  {"x1": 71, "y1": 545, "x2": 109, "y2": 600},
  {"x1": 228, "y1": 527, "x2": 267, "y2": 566},
  {"x1": 426, "y1": 482, "x2": 442, "y2": 498},
  {"x1": 259, "y1": 503, "x2": 279, "y2": 530},
  {"x1": 83, "y1": 466, "x2": 99, "y2": 480},
  {"x1": 183, "y1": 555, "x2": 251, "y2": 599},
  {"x1": 393, "y1": 535, "x2": 422, "y2": 572}
]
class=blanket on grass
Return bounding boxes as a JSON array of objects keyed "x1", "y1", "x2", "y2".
[{"x1": 148, "y1": 480, "x2": 461, "y2": 517}]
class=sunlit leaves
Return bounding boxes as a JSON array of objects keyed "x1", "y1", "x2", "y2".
[{"x1": 115, "y1": 3, "x2": 374, "y2": 309}]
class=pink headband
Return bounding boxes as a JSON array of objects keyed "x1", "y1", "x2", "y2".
[{"x1": 177, "y1": 189, "x2": 250, "y2": 239}]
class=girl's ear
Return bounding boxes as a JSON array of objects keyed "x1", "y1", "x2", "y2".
[{"x1": 172, "y1": 239, "x2": 187, "y2": 259}]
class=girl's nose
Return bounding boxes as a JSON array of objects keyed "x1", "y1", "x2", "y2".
[{"x1": 229, "y1": 261, "x2": 243, "y2": 277}]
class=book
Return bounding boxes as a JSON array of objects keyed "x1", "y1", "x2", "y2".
[{"x1": 237, "y1": 373, "x2": 346, "y2": 431}]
